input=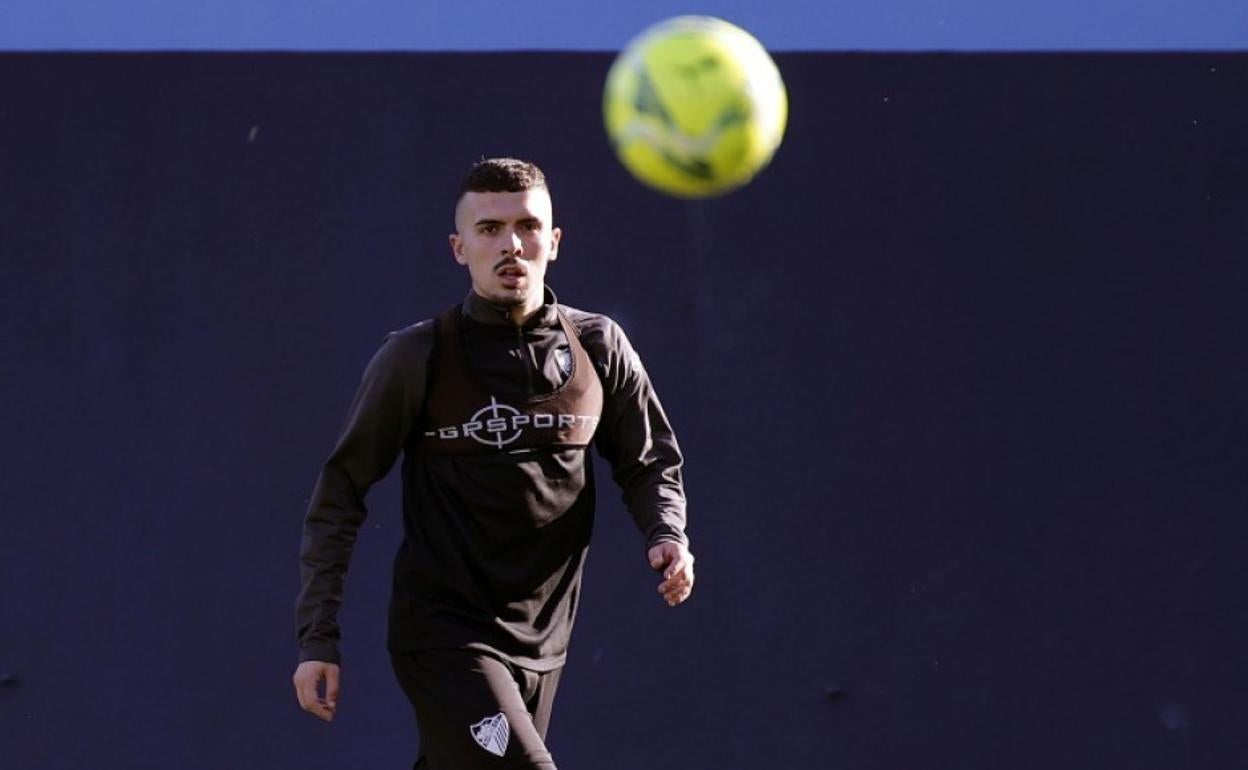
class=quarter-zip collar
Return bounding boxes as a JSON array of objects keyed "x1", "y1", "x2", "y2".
[{"x1": 463, "y1": 287, "x2": 560, "y2": 328}]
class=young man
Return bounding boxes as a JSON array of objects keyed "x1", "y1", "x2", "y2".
[{"x1": 292, "y1": 157, "x2": 694, "y2": 769}]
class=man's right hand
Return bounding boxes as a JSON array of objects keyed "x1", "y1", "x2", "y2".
[{"x1": 293, "y1": 660, "x2": 340, "y2": 722}]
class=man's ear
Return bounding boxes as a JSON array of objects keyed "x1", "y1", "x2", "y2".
[
  {"x1": 549, "y1": 227, "x2": 562, "y2": 262},
  {"x1": 449, "y1": 233, "x2": 467, "y2": 265}
]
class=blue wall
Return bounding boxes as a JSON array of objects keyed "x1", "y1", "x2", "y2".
[
  {"x1": 1, "y1": 0, "x2": 1247, "y2": 50},
  {"x1": 2, "y1": 51, "x2": 1245, "y2": 768}
]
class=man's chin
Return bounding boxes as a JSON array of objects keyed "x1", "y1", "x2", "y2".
[{"x1": 485, "y1": 288, "x2": 527, "y2": 308}]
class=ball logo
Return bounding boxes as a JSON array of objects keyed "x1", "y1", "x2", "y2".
[{"x1": 424, "y1": 396, "x2": 599, "y2": 449}]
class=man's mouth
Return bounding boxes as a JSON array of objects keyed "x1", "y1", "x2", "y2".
[{"x1": 496, "y1": 263, "x2": 527, "y2": 287}]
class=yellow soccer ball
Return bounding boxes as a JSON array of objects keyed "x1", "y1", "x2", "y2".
[{"x1": 603, "y1": 16, "x2": 789, "y2": 198}]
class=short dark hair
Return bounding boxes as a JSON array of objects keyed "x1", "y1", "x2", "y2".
[{"x1": 457, "y1": 157, "x2": 548, "y2": 198}]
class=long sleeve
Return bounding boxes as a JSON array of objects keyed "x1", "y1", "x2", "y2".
[
  {"x1": 295, "y1": 328, "x2": 429, "y2": 664},
  {"x1": 590, "y1": 319, "x2": 688, "y2": 549}
]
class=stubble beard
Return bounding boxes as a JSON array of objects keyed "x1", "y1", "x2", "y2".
[{"x1": 487, "y1": 284, "x2": 528, "y2": 308}]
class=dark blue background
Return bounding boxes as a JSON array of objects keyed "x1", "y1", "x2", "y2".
[{"x1": 2, "y1": 52, "x2": 1245, "y2": 768}]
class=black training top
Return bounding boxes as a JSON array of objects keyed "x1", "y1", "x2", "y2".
[{"x1": 295, "y1": 288, "x2": 688, "y2": 671}]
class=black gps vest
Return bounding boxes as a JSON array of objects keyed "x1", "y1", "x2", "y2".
[{"x1": 417, "y1": 306, "x2": 604, "y2": 454}]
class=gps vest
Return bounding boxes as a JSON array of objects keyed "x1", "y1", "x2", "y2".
[{"x1": 417, "y1": 306, "x2": 604, "y2": 454}]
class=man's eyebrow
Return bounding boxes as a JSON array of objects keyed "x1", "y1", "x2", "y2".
[{"x1": 473, "y1": 216, "x2": 542, "y2": 226}]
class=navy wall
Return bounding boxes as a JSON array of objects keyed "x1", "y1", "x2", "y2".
[{"x1": 2, "y1": 52, "x2": 1246, "y2": 769}]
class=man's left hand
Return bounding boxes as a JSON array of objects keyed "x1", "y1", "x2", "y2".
[{"x1": 648, "y1": 541, "x2": 695, "y2": 607}]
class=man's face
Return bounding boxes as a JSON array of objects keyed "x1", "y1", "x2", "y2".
[{"x1": 450, "y1": 189, "x2": 561, "y2": 309}]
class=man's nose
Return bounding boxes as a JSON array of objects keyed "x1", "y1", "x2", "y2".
[{"x1": 503, "y1": 229, "x2": 523, "y2": 256}]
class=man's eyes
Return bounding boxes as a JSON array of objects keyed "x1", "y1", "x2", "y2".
[{"x1": 477, "y1": 222, "x2": 542, "y2": 234}]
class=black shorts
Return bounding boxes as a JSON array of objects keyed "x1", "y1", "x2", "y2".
[{"x1": 390, "y1": 648, "x2": 562, "y2": 770}]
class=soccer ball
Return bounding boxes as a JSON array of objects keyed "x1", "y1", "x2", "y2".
[{"x1": 603, "y1": 16, "x2": 788, "y2": 198}]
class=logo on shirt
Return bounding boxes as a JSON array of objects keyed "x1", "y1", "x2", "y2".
[
  {"x1": 424, "y1": 396, "x2": 599, "y2": 449},
  {"x1": 470, "y1": 712, "x2": 510, "y2": 757},
  {"x1": 555, "y1": 348, "x2": 573, "y2": 378}
]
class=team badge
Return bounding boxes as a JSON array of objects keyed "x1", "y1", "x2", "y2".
[
  {"x1": 470, "y1": 712, "x2": 510, "y2": 757},
  {"x1": 555, "y1": 347, "x2": 573, "y2": 378}
]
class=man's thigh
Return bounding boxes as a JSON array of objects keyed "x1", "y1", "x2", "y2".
[{"x1": 391, "y1": 649, "x2": 558, "y2": 770}]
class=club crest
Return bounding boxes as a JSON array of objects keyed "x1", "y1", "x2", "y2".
[
  {"x1": 555, "y1": 347, "x2": 573, "y2": 378},
  {"x1": 470, "y1": 712, "x2": 510, "y2": 757}
]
